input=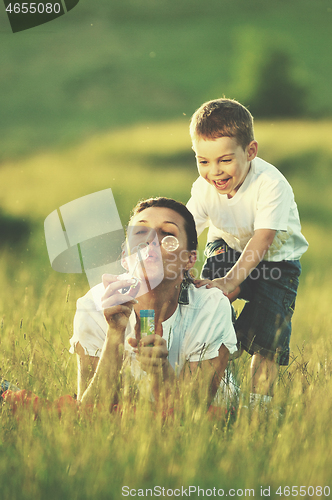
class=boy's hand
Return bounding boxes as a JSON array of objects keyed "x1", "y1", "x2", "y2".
[
  {"x1": 194, "y1": 229, "x2": 276, "y2": 302},
  {"x1": 193, "y1": 277, "x2": 233, "y2": 293},
  {"x1": 192, "y1": 278, "x2": 211, "y2": 289},
  {"x1": 193, "y1": 278, "x2": 241, "y2": 302}
]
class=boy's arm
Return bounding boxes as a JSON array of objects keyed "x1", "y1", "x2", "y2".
[{"x1": 195, "y1": 228, "x2": 276, "y2": 295}]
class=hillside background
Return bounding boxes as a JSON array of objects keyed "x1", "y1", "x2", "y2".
[
  {"x1": 1, "y1": 0, "x2": 332, "y2": 160},
  {"x1": 1, "y1": 0, "x2": 331, "y2": 322}
]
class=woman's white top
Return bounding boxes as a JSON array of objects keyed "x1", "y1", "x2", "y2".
[{"x1": 70, "y1": 283, "x2": 237, "y2": 378}]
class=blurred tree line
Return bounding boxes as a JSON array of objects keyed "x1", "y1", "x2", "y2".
[{"x1": 246, "y1": 50, "x2": 307, "y2": 118}]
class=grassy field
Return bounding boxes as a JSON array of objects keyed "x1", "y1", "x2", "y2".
[{"x1": 0, "y1": 119, "x2": 331, "y2": 498}]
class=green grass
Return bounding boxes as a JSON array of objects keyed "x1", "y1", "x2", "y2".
[
  {"x1": 1, "y1": 118, "x2": 332, "y2": 497},
  {"x1": 1, "y1": 278, "x2": 332, "y2": 499}
]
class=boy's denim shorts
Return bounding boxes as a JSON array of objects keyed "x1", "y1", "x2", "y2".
[{"x1": 202, "y1": 238, "x2": 302, "y2": 365}]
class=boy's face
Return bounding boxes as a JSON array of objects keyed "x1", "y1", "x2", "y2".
[{"x1": 192, "y1": 136, "x2": 258, "y2": 198}]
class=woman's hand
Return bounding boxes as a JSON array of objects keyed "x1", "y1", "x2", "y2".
[
  {"x1": 101, "y1": 274, "x2": 140, "y2": 332},
  {"x1": 128, "y1": 335, "x2": 174, "y2": 405},
  {"x1": 128, "y1": 335, "x2": 169, "y2": 374}
]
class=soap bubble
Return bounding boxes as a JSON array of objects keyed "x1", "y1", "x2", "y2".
[{"x1": 161, "y1": 235, "x2": 179, "y2": 252}]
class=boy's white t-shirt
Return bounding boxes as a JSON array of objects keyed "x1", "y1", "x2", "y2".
[{"x1": 187, "y1": 157, "x2": 308, "y2": 261}]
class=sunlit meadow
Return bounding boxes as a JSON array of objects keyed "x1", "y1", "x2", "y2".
[{"x1": 0, "y1": 120, "x2": 331, "y2": 499}]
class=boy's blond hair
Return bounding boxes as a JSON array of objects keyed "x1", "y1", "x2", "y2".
[{"x1": 190, "y1": 98, "x2": 255, "y2": 151}]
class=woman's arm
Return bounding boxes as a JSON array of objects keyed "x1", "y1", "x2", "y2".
[
  {"x1": 79, "y1": 302, "x2": 134, "y2": 408},
  {"x1": 74, "y1": 341, "x2": 99, "y2": 401},
  {"x1": 79, "y1": 275, "x2": 140, "y2": 408},
  {"x1": 180, "y1": 343, "x2": 230, "y2": 407},
  {"x1": 177, "y1": 289, "x2": 236, "y2": 407}
]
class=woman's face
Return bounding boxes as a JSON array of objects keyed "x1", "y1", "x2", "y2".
[{"x1": 125, "y1": 207, "x2": 196, "y2": 289}]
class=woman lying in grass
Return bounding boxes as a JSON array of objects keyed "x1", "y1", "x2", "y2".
[{"x1": 70, "y1": 197, "x2": 237, "y2": 411}]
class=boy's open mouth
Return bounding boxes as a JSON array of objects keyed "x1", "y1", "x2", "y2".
[{"x1": 213, "y1": 177, "x2": 231, "y2": 190}]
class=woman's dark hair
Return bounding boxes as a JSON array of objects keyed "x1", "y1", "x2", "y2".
[{"x1": 130, "y1": 197, "x2": 198, "y2": 251}]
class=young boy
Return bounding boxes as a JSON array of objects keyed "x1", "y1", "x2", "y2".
[{"x1": 187, "y1": 98, "x2": 308, "y2": 406}]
